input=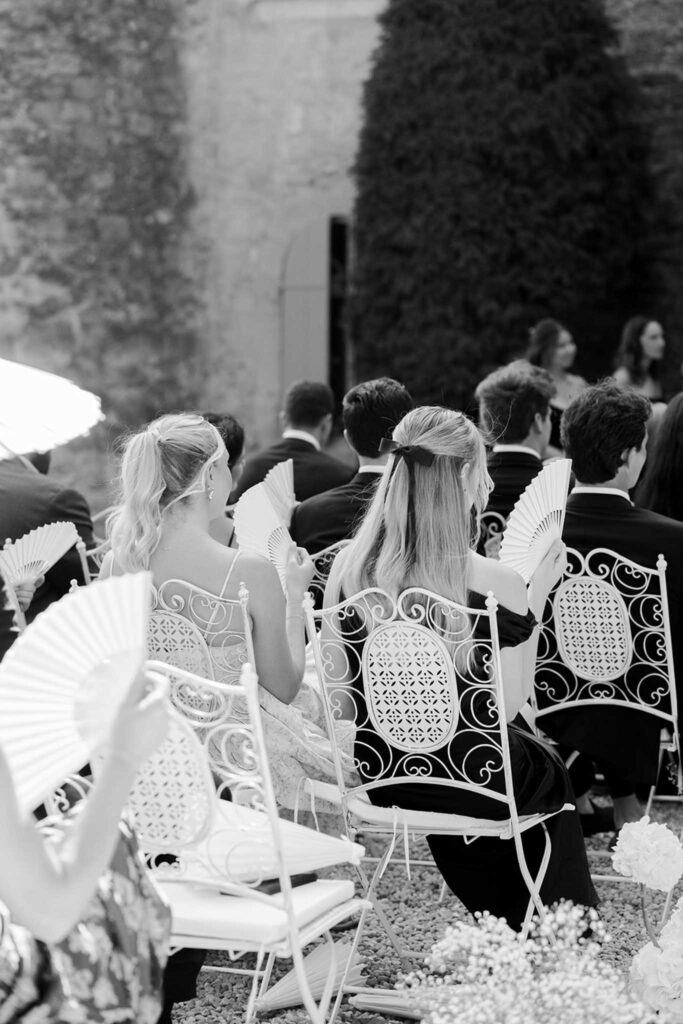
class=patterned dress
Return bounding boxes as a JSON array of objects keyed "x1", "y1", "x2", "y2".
[{"x1": 0, "y1": 817, "x2": 170, "y2": 1023}]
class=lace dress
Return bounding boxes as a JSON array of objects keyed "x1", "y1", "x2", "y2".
[
  {"x1": 0, "y1": 816, "x2": 169, "y2": 1023},
  {"x1": 152, "y1": 553, "x2": 357, "y2": 811}
]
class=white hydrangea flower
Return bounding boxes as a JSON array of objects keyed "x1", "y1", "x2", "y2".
[
  {"x1": 631, "y1": 942, "x2": 683, "y2": 1022},
  {"x1": 612, "y1": 816, "x2": 683, "y2": 892}
]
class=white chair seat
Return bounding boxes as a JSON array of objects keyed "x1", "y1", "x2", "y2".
[
  {"x1": 160, "y1": 878, "x2": 355, "y2": 945},
  {"x1": 306, "y1": 779, "x2": 574, "y2": 837}
]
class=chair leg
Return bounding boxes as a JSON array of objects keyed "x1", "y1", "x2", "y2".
[
  {"x1": 327, "y1": 902, "x2": 372, "y2": 1024},
  {"x1": 355, "y1": 855, "x2": 412, "y2": 966},
  {"x1": 244, "y1": 948, "x2": 268, "y2": 1024},
  {"x1": 514, "y1": 823, "x2": 552, "y2": 939}
]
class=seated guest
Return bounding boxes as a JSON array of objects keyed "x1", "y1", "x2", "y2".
[
  {"x1": 475, "y1": 360, "x2": 555, "y2": 521},
  {"x1": 0, "y1": 451, "x2": 94, "y2": 660},
  {"x1": 327, "y1": 406, "x2": 596, "y2": 930},
  {"x1": 230, "y1": 380, "x2": 354, "y2": 502},
  {"x1": 0, "y1": 668, "x2": 170, "y2": 1022},
  {"x1": 201, "y1": 411, "x2": 246, "y2": 546},
  {"x1": 526, "y1": 319, "x2": 587, "y2": 457},
  {"x1": 290, "y1": 377, "x2": 413, "y2": 554},
  {"x1": 544, "y1": 381, "x2": 683, "y2": 828},
  {"x1": 101, "y1": 413, "x2": 354, "y2": 810},
  {"x1": 614, "y1": 316, "x2": 666, "y2": 400},
  {"x1": 635, "y1": 393, "x2": 683, "y2": 521}
]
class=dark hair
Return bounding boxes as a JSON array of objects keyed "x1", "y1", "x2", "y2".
[
  {"x1": 284, "y1": 380, "x2": 335, "y2": 428},
  {"x1": 615, "y1": 316, "x2": 661, "y2": 385},
  {"x1": 561, "y1": 380, "x2": 651, "y2": 483},
  {"x1": 526, "y1": 318, "x2": 566, "y2": 369},
  {"x1": 475, "y1": 360, "x2": 556, "y2": 444},
  {"x1": 201, "y1": 411, "x2": 245, "y2": 468},
  {"x1": 635, "y1": 394, "x2": 683, "y2": 520},
  {"x1": 342, "y1": 377, "x2": 414, "y2": 458}
]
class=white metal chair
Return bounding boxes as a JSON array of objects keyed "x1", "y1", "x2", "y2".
[
  {"x1": 534, "y1": 547, "x2": 682, "y2": 832},
  {"x1": 303, "y1": 586, "x2": 573, "y2": 948},
  {"x1": 308, "y1": 541, "x2": 351, "y2": 608},
  {"x1": 129, "y1": 663, "x2": 369, "y2": 1024},
  {"x1": 478, "y1": 509, "x2": 507, "y2": 546}
]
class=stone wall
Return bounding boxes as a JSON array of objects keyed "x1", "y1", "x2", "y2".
[{"x1": 0, "y1": 0, "x2": 204, "y2": 505}]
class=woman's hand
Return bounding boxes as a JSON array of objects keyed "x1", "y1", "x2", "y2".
[
  {"x1": 528, "y1": 537, "x2": 567, "y2": 603},
  {"x1": 105, "y1": 669, "x2": 170, "y2": 770},
  {"x1": 13, "y1": 574, "x2": 44, "y2": 612},
  {"x1": 285, "y1": 544, "x2": 314, "y2": 599}
]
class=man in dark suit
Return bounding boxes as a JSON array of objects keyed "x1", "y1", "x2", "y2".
[
  {"x1": 543, "y1": 381, "x2": 683, "y2": 829},
  {"x1": 0, "y1": 452, "x2": 94, "y2": 659},
  {"x1": 230, "y1": 380, "x2": 354, "y2": 503},
  {"x1": 290, "y1": 377, "x2": 413, "y2": 554},
  {"x1": 475, "y1": 360, "x2": 555, "y2": 520}
]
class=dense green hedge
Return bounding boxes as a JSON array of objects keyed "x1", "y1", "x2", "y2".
[{"x1": 350, "y1": 0, "x2": 650, "y2": 409}]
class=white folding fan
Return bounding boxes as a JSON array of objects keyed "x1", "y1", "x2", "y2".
[
  {"x1": 0, "y1": 522, "x2": 81, "y2": 585},
  {"x1": 233, "y1": 485, "x2": 293, "y2": 592},
  {"x1": 0, "y1": 572, "x2": 152, "y2": 816},
  {"x1": 263, "y1": 459, "x2": 297, "y2": 525},
  {"x1": 256, "y1": 940, "x2": 366, "y2": 1012},
  {"x1": 348, "y1": 988, "x2": 420, "y2": 1019},
  {"x1": 498, "y1": 459, "x2": 572, "y2": 583}
]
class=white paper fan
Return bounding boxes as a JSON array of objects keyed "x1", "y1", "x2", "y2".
[
  {"x1": 233, "y1": 485, "x2": 292, "y2": 591},
  {"x1": 256, "y1": 940, "x2": 366, "y2": 1012},
  {"x1": 263, "y1": 459, "x2": 296, "y2": 525},
  {"x1": 0, "y1": 572, "x2": 152, "y2": 816},
  {"x1": 181, "y1": 800, "x2": 365, "y2": 884},
  {"x1": 348, "y1": 987, "x2": 420, "y2": 1019},
  {"x1": 498, "y1": 459, "x2": 572, "y2": 583},
  {"x1": 0, "y1": 522, "x2": 80, "y2": 584}
]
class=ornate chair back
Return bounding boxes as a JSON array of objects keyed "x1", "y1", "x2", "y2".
[
  {"x1": 308, "y1": 540, "x2": 351, "y2": 608},
  {"x1": 478, "y1": 510, "x2": 508, "y2": 547},
  {"x1": 534, "y1": 546, "x2": 680, "y2": 769}
]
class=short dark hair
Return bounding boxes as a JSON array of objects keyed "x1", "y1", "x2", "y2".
[
  {"x1": 561, "y1": 381, "x2": 651, "y2": 483},
  {"x1": 284, "y1": 381, "x2": 335, "y2": 428},
  {"x1": 201, "y1": 411, "x2": 245, "y2": 468},
  {"x1": 475, "y1": 360, "x2": 556, "y2": 443},
  {"x1": 342, "y1": 377, "x2": 414, "y2": 458}
]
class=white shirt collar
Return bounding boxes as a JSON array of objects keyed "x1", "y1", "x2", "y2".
[
  {"x1": 282, "y1": 428, "x2": 320, "y2": 451},
  {"x1": 571, "y1": 485, "x2": 632, "y2": 504},
  {"x1": 491, "y1": 444, "x2": 542, "y2": 459},
  {"x1": 357, "y1": 465, "x2": 385, "y2": 475}
]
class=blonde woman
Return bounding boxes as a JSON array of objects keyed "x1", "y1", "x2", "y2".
[
  {"x1": 327, "y1": 406, "x2": 596, "y2": 929},
  {"x1": 100, "y1": 413, "x2": 346, "y2": 808}
]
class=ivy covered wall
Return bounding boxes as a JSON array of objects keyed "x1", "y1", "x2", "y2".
[{"x1": 0, "y1": 0, "x2": 205, "y2": 502}]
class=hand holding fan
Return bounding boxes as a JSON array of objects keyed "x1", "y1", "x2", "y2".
[
  {"x1": 0, "y1": 522, "x2": 81, "y2": 585},
  {"x1": 233, "y1": 486, "x2": 293, "y2": 592},
  {"x1": 0, "y1": 572, "x2": 152, "y2": 816},
  {"x1": 498, "y1": 459, "x2": 572, "y2": 583},
  {"x1": 263, "y1": 459, "x2": 296, "y2": 525}
]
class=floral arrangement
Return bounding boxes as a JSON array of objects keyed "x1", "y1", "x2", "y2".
[
  {"x1": 403, "y1": 902, "x2": 656, "y2": 1024},
  {"x1": 612, "y1": 816, "x2": 683, "y2": 1021}
]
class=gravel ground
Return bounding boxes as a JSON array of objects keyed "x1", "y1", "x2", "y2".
[{"x1": 173, "y1": 800, "x2": 683, "y2": 1024}]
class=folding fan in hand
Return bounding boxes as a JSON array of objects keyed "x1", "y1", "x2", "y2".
[
  {"x1": 262, "y1": 459, "x2": 296, "y2": 525},
  {"x1": 0, "y1": 522, "x2": 81, "y2": 585},
  {"x1": 0, "y1": 572, "x2": 152, "y2": 816},
  {"x1": 498, "y1": 459, "x2": 572, "y2": 583},
  {"x1": 233, "y1": 486, "x2": 293, "y2": 591}
]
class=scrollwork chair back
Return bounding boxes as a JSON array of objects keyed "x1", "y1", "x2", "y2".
[
  {"x1": 534, "y1": 547, "x2": 680, "y2": 782},
  {"x1": 308, "y1": 540, "x2": 351, "y2": 608}
]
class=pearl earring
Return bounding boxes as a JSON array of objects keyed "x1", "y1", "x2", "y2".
[{"x1": 208, "y1": 486, "x2": 215, "y2": 502}]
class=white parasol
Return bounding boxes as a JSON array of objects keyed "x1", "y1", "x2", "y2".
[
  {"x1": 255, "y1": 939, "x2": 366, "y2": 1012},
  {"x1": 0, "y1": 357, "x2": 104, "y2": 459}
]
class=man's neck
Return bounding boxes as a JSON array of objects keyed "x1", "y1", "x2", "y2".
[
  {"x1": 357, "y1": 455, "x2": 388, "y2": 471},
  {"x1": 282, "y1": 427, "x2": 321, "y2": 451},
  {"x1": 491, "y1": 442, "x2": 542, "y2": 459}
]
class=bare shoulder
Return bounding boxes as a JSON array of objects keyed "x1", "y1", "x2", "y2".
[
  {"x1": 613, "y1": 366, "x2": 631, "y2": 386},
  {"x1": 98, "y1": 551, "x2": 114, "y2": 579},
  {"x1": 469, "y1": 552, "x2": 527, "y2": 614}
]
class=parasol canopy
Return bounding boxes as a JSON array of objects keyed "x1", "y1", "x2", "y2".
[{"x1": 0, "y1": 358, "x2": 104, "y2": 459}]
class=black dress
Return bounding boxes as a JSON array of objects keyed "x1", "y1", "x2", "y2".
[{"x1": 342, "y1": 594, "x2": 596, "y2": 930}]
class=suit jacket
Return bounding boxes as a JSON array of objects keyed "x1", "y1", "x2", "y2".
[
  {"x1": 0, "y1": 461, "x2": 95, "y2": 660},
  {"x1": 290, "y1": 470, "x2": 381, "y2": 554},
  {"x1": 541, "y1": 491, "x2": 683, "y2": 784},
  {"x1": 230, "y1": 437, "x2": 354, "y2": 503},
  {"x1": 486, "y1": 450, "x2": 543, "y2": 520}
]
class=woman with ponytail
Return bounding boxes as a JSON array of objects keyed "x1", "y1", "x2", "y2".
[
  {"x1": 327, "y1": 406, "x2": 595, "y2": 929},
  {"x1": 101, "y1": 413, "x2": 349, "y2": 810}
]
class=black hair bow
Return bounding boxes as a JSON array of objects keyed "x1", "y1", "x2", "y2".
[{"x1": 379, "y1": 437, "x2": 435, "y2": 466}]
